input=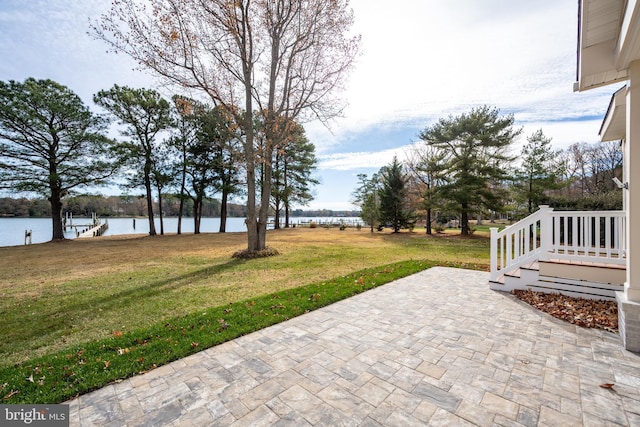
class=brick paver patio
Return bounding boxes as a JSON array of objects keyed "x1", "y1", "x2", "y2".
[{"x1": 68, "y1": 267, "x2": 640, "y2": 426}]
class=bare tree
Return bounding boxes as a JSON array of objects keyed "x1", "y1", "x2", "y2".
[
  {"x1": 590, "y1": 140, "x2": 623, "y2": 193},
  {"x1": 93, "y1": 0, "x2": 360, "y2": 254}
]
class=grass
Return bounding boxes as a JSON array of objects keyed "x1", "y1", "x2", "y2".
[{"x1": 0, "y1": 226, "x2": 489, "y2": 403}]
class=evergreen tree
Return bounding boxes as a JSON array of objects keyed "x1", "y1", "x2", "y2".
[
  {"x1": 0, "y1": 78, "x2": 117, "y2": 241},
  {"x1": 188, "y1": 105, "x2": 239, "y2": 234},
  {"x1": 419, "y1": 106, "x2": 520, "y2": 235},
  {"x1": 378, "y1": 156, "x2": 415, "y2": 233},
  {"x1": 271, "y1": 122, "x2": 319, "y2": 228},
  {"x1": 168, "y1": 96, "x2": 199, "y2": 234},
  {"x1": 94, "y1": 85, "x2": 172, "y2": 236},
  {"x1": 514, "y1": 129, "x2": 561, "y2": 215},
  {"x1": 351, "y1": 173, "x2": 381, "y2": 232}
]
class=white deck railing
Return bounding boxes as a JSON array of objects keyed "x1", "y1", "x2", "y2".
[{"x1": 490, "y1": 206, "x2": 626, "y2": 282}]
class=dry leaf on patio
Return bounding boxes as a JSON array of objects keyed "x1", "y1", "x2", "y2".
[{"x1": 599, "y1": 383, "x2": 615, "y2": 389}]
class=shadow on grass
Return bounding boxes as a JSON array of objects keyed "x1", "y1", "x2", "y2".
[{"x1": 0, "y1": 258, "x2": 246, "y2": 357}]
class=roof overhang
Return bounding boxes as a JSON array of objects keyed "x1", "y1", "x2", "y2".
[
  {"x1": 599, "y1": 85, "x2": 627, "y2": 141},
  {"x1": 574, "y1": 0, "x2": 640, "y2": 92}
]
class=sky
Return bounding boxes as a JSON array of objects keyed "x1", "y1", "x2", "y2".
[{"x1": 0, "y1": 0, "x2": 618, "y2": 211}]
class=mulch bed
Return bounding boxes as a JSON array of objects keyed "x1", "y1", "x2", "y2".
[{"x1": 512, "y1": 289, "x2": 618, "y2": 332}]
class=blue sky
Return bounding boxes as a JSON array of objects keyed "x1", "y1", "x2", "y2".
[{"x1": 0, "y1": 0, "x2": 616, "y2": 210}]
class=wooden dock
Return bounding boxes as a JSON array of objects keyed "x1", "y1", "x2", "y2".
[{"x1": 77, "y1": 220, "x2": 108, "y2": 238}]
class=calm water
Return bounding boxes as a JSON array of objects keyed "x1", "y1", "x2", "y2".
[
  {"x1": 0, "y1": 217, "x2": 247, "y2": 247},
  {"x1": 0, "y1": 216, "x2": 363, "y2": 247}
]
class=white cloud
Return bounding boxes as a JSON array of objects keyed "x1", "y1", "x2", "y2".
[
  {"x1": 305, "y1": 0, "x2": 612, "y2": 156},
  {"x1": 0, "y1": 0, "x2": 622, "y2": 211},
  {"x1": 318, "y1": 147, "x2": 408, "y2": 171}
]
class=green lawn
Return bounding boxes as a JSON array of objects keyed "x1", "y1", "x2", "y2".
[{"x1": 0, "y1": 227, "x2": 489, "y2": 403}]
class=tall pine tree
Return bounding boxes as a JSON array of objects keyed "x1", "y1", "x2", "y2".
[
  {"x1": 514, "y1": 129, "x2": 561, "y2": 215},
  {"x1": 0, "y1": 78, "x2": 117, "y2": 241},
  {"x1": 352, "y1": 172, "x2": 381, "y2": 232},
  {"x1": 419, "y1": 106, "x2": 519, "y2": 235},
  {"x1": 378, "y1": 156, "x2": 415, "y2": 233}
]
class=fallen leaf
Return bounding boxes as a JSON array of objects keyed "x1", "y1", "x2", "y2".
[
  {"x1": 26, "y1": 374, "x2": 34, "y2": 383},
  {"x1": 3, "y1": 390, "x2": 19, "y2": 400},
  {"x1": 217, "y1": 319, "x2": 230, "y2": 331},
  {"x1": 513, "y1": 290, "x2": 618, "y2": 331},
  {"x1": 599, "y1": 383, "x2": 615, "y2": 389}
]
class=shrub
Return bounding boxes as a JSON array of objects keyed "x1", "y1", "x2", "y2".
[{"x1": 232, "y1": 247, "x2": 280, "y2": 259}]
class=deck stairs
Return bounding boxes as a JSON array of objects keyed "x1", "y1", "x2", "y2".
[
  {"x1": 489, "y1": 206, "x2": 626, "y2": 301},
  {"x1": 490, "y1": 259, "x2": 625, "y2": 300}
]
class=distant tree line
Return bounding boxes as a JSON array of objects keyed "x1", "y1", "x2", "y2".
[
  {"x1": 0, "y1": 195, "x2": 248, "y2": 219},
  {"x1": 289, "y1": 209, "x2": 361, "y2": 218},
  {"x1": 353, "y1": 106, "x2": 623, "y2": 235},
  {"x1": 0, "y1": 194, "x2": 361, "y2": 220}
]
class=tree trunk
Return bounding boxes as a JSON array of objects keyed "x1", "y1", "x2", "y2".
[
  {"x1": 258, "y1": 141, "x2": 274, "y2": 249},
  {"x1": 177, "y1": 152, "x2": 187, "y2": 235},
  {"x1": 243, "y1": 77, "x2": 259, "y2": 252},
  {"x1": 285, "y1": 201, "x2": 290, "y2": 228},
  {"x1": 193, "y1": 196, "x2": 201, "y2": 234},
  {"x1": 49, "y1": 190, "x2": 65, "y2": 241},
  {"x1": 528, "y1": 177, "x2": 533, "y2": 214},
  {"x1": 274, "y1": 198, "x2": 281, "y2": 230},
  {"x1": 426, "y1": 208, "x2": 432, "y2": 235},
  {"x1": 283, "y1": 159, "x2": 289, "y2": 228},
  {"x1": 144, "y1": 167, "x2": 156, "y2": 236},
  {"x1": 177, "y1": 196, "x2": 184, "y2": 234},
  {"x1": 461, "y1": 206, "x2": 469, "y2": 236},
  {"x1": 219, "y1": 185, "x2": 228, "y2": 233},
  {"x1": 157, "y1": 190, "x2": 164, "y2": 235}
]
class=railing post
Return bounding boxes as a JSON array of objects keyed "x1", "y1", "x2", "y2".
[
  {"x1": 490, "y1": 227, "x2": 498, "y2": 281},
  {"x1": 539, "y1": 205, "x2": 553, "y2": 261}
]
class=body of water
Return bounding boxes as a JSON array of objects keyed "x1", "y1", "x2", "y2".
[
  {"x1": 0, "y1": 217, "x2": 247, "y2": 247},
  {"x1": 0, "y1": 216, "x2": 364, "y2": 247}
]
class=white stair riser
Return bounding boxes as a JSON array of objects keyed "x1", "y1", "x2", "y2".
[
  {"x1": 528, "y1": 280, "x2": 621, "y2": 300},
  {"x1": 493, "y1": 263, "x2": 623, "y2": 301}
]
